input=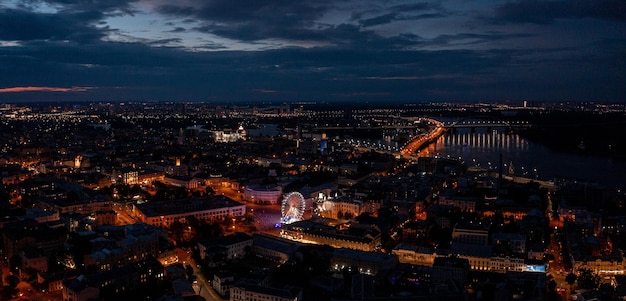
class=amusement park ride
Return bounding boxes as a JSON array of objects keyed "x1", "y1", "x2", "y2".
[{"x1": 280, "y1": 191, "x2": 306, "y2": 224}]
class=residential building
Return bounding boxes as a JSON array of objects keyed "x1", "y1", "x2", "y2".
[
  {"x1": 251, "y1": 233, "x2": 301, "y2": 263},
  {"x1": 392, "y1": 243, "x2": 437, "y2": 266},
  {"x1": 244, "y1": 184, "x2": 282, "y2": 204},
  {"x1": 431, "y1": 256, "x2": 470, "y2": 287},
  {"x1": 197, "y1": 232, "x2": 252, "y2": 260},
  {"x1": 330, "y1": 248, "x2": 398, "y2": 275},
  {"x1": 452, "y1": 221, "x2": 490, "y2": 245},
  {"x1": 134, "y1": 196, "x2": 246, "y2": 228},
  {"x1": 230, "y1": 281, "x2": 302, "y2": 301}
]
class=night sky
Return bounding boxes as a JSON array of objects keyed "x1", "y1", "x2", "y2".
[{"x1": 1, "y1": 0, "x2": 624, "y2": 103}]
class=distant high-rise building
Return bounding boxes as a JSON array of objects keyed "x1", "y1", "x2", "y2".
[{"x1": 320, "y1": 133, "x2": 328, "y2": 154}]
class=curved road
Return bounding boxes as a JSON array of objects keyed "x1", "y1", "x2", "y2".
[{"x1": 398, "y1": 118, "x2": 446, "y2": 158}]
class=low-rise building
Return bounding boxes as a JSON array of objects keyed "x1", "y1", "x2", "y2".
[
  {"x1": 211, "y1": 128, "x2": 246, "y2": 143},
  {"x1": 281, "y1": 220, "x2": 381, "y2": 252},
  {"x1": 94, "y1": 209, "x2": 117, "y2": 226},
  {"x1": 163, "y1": 175, "x2": 199, "y2": 189},
  {"x1": 452, "y1": 221, "x2": 490, "y2": 245},
  {"x1": 490, "y1": 254, "x2": 526, "y2": 273},
  {"x1": 573, "y1": 254, "x2": 626, "y2": 275},
  {"x1": 24, "y1": 208, "x2": 60, "y2": 223},
  {"x1": 438, "y1": 192, "x2": 478, "y2": 212},
  {"x1": 20, "y1": 247, "x2": 48, "y2": 273},
  {"x1": 318, "y1": 196, "x2": 362, "y2": 219},
  {"x1": 2, "y1": 219, "x2": 66, "y2": 258},
  {"x1": 38, "y1": 196, "x2": 112, "y2": 215},
  {"x1": 164, "y1": 263, "x2": 186, "y2": 281},
  {"x1": 134, "y1": 196, "x2": 245, "y2": 228},
  {"x1": 81, "y1": 223, "x2": 163, "y2": 271},
  {"x1": 197, "y1": 232, "x2": 252, "y2": 260},
  {"x1": 492, "y1": 232, "x2": 527, "y2": 253},
  {"x1": 392, "y1": 242, "x2": 437, "y2": 266},
  {"x1": 450, "y1": 242, "x2": 492, "y2": 272},
  {"x1": 212, "y1": 271, "x2": 234, "y2": 297},
  {"x1": 116, "y1": 168, "x2": 138, "y2": 185},
  {"x1": 62, "y1": 258, "x2": 165, "y2": 301},
  {"x1": 251, "y1": 233, "x2": 301, "y2": 263},
  {"x1": 230, "y1": 281, "x2": 302, "y2": 301},
  {"x1": 244, "y1": 184, "x2": 282, "y2": 204},
  {"x1": 38, "y1": 270, "x2": 76, "y2": 293},
  {"x1": 331, "y1": 248, "x2": 398, "y2": 275},
  {"x1": 431, "y1": 256, "x2": 470, "y2": 287}
]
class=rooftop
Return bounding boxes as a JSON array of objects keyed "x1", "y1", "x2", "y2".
[
  {"x1": 136, "y1": 195, "x2": 243, "y2": 217},
  {"x1": 232, "y1": 280, "x2": 301, "y2": 299}
]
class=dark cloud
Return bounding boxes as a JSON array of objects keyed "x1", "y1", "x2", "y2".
[
  {"x1": 166, "y1": 27, "x2": 186, "y2": 33},
  {"x1": 1, "y1": 0, "x2": 624, "y2": 103},
  {"x1": 0, "y1": 0, "x2": 138, "y2": 43},
  {"x1": 359, "y1": 13, "x2": 399, "y2": 27},
  {"x1": 0, "y1": 8, "x2": 106, "y2": 42},
  {"x1": 157, "y1": 0, "x2": 330, "y2": 25},
  {"x1": 156, "y1": 5, "x2": 195, "y2": 17},
  {"x1": 360, "y1": 12, "x2": 446, "y2": 27},
  {"x1": 494, "y1": 0, "x2": 626, "y2": 24},
  {"x1": 357, "y1": 2, "x2": 445, "y2": 27},
  {"x1": 4, "y1": 34, "x2": 622, "y2": 103},
  {"x1": 425, "y1": 32, "x2": 535, "y2": 47},
  {"x1": 157, "y1": 0, "x2": 335, "y2": 42},
  {"x1": 40, "y1": 0, "x2": 139, "y2": 15},
  {"x1": 195, "y1": 0, "x2": 329, "y2": 24},
  {"x1": 193, "y1": 21, "x2": 421, "y2": 49},
  {"x1": 148, "y1": 38, "x2": 183, "y2": 46}
]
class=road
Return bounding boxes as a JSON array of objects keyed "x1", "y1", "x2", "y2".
[
  {"x1": 175, "y1": 248, "x2": 224, "y2": 301},
  {"x1": 114, "y1": 202, "x2": 140, "y2": 225},
  {"x1": 114, "y1": 203, "x2": 226, "y2": 300},
  {"x1": 399, "y1": 118, "x2": 446, "y2": 158},
  {"x1": 191, "y1": 257, "x2": 224, "y2": 301},
  {"x1": 546, "y1": 230, "x2": 570, "y2": 301},
  {"x1": 500, "y1": 174, "x2": 555, "y2": 189}
]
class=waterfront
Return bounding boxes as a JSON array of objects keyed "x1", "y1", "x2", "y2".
[{"x1": 418, "y1": 128, "x2": 626, "y2": 190}]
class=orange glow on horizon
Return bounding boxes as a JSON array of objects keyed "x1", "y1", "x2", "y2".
[{"x1": 0, "y1": 86, "x2": 93, "y2": 93}]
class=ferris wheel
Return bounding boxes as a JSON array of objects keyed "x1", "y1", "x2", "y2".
[{"x1": 281, "y1": 192, "x2": 306, "y2": 224}]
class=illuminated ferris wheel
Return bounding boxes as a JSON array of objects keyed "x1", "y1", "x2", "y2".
[{"x1": 281, "y1": 192, "x2": 306, "y2": 224}]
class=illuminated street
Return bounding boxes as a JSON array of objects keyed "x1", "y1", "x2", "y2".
[{"x1": 399, "y1": 118, "x2": 446, "y2": 158}]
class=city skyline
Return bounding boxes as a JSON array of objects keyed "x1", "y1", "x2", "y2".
[
  {"x1": 0, "y1": 0, "x2": 625, "y2": 103},
  {"x1": 0, "y1": 101, "x2": 624, "y2": 300}
]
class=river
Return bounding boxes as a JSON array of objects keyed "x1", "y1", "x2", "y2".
[{"x1": 417, "y1": 127, "x2": 626, "y2": 190}]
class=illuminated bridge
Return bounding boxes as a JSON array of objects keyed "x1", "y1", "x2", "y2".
[
  {"x1": 398, "y1": 118, "x2": 446, "y2": 157},
  {"x1": 341, "y1": 117, "x2": 446, "y2": 158},
  {"x1": 444, "y1": 120, "x2": 531, "y2": 129}
]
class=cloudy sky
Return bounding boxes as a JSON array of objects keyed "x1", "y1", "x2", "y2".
[{"x1": 0, "y1": 0, "x2": 624, "y2": 103}]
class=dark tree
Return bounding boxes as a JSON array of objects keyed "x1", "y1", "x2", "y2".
[
  {"x1": 576, "y1": 269, "x2": 600, "y2": 290},
  {"x1": 153, "y1": 181, "x2": 166, "y2": 189},
  {"x1": 170, "y1": 220, "x2": 185, "y2": 244},
  {"x1": 599, "y1": 282, "x2": 615, "y2": 300},
  {"x1": 6, "y1": 274, "x2": 19, "y2": 288},
  {"x1": 186, "y1": 264, "x2": 195, "y2": 281},
  {"x1": 8, "y1": 255, "x2": 21, "y2": 272},
  {"x1": 205, "y1": 186, "x2": 215, "y2": 195},
  {"x1": 565, "y1": 272, "x2": 577, "y2": 286},
  {"x1": 546, "y1": 279, "x2": 559, "y2": 301}
]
